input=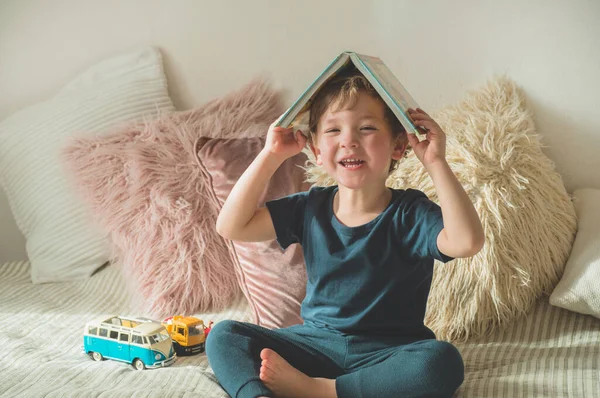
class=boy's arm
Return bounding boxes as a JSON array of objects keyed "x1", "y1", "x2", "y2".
[
  {"x1": 428, "y1": 161, "x2": 485, "y2": 258},
  {"x1": 215, "y1": 150, "x2": 281, "y2": 242},
  {"x1": 407, "y1": 108, "x2": 484, "y2": 258},
  {"x1": 216, "y1": 121, "x2": 307, "y2": 243}
]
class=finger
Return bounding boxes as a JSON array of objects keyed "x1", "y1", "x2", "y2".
[
  {"x1": 407, "y1": 108, "x2": 419, "y2": 118},
  {"x1": 408, "y1": 112, "x2": 431, "y2": 121},
  {"x1": 413, "y1": 119, "x2": 437, "y2": 131},
  {"x1": 416, "y1": 108, "x2": 430, "y2": 116},
  {"x1": 296, "y1": 130, "x2": 307, "y2": 145},
  {"x1": 407, "y1": 110, "x2": 421, "y2": 124},
  {"x1": 406, "y1": 131, "x2": 420, "y2": 146},
  {"x1": 273, "y1": 126, "x2": 294, "y2": 133}
]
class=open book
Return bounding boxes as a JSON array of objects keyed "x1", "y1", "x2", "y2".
[{"x1": 275, "y1": 51, "x2": 422, "y2": 134}]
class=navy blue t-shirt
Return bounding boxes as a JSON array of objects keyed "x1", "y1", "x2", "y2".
[{"x1": 265, "y1": 186, "x2": 453, "y2": 337}]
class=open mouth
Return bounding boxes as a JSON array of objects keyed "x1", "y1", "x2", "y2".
[{"x1": 339, "y1": 159, "x2": 365, "y2": 169}]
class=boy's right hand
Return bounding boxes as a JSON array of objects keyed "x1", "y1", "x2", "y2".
[{"x1": 264, "y1": 119, "x2": 307, "y2": 162}]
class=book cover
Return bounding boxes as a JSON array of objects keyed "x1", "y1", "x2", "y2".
[{"x1": 276, "y1": 51, "x2": 421, "y2": 135}]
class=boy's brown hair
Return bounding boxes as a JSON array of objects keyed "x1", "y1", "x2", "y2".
[{"x1": 307, "y1": 66, "x2": 408, "y2": 173}]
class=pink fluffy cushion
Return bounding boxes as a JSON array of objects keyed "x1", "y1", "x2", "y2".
[
  {"x1": 200, "y1": 137, "x2": 309, "y2": 328},
  {"x1": 63, "y1": 79, "x2": 292, "y2": 318}
]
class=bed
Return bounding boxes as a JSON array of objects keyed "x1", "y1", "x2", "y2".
[
  {"x1": 1, "y1": 260, "x2": 598, "y2": 398},
  {"x1": 2, "y1": 3, "x2": 600, "y2": 397}
]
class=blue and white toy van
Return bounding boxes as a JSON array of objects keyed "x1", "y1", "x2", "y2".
[{"x1": 83, "y1": 315, "x2": 176, "y2": 370}]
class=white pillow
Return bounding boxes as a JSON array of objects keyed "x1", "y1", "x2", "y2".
[
  {"x1": 0, "y1": 47, "x2": 175, "y2": 283},
  {"x1": 550, "y1": 189, "x2": 600, "y2": 318}
]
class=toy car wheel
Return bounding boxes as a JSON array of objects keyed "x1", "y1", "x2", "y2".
[
  {"x1": 91, "y1": 352, "x2": 103, "y2": 361},
  {"x1": 133, "y1": 358, "x2": 146, "y2": 370},
  {"x1": 172, "y1": 341, "x2": 183, "y2": 356}
]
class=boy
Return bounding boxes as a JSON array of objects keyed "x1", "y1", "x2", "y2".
[{"x1": 207, "y1": 68, "x2": 484, "y2": 398}]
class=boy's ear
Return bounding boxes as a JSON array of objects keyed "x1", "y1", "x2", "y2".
[
  {"x1": 309, "y1": 143, "x2": 323, "y2": 165},
  {"x1": 391, "y1": 136, "x2": 408, "y2": 161}
]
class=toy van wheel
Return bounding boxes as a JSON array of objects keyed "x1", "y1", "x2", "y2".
[
  {"x1": 133, "y1": 358, "x2": 146, "y2": 370},
  {"x1": 90, "y1": 352, "x2": 103, "y2": 361}
]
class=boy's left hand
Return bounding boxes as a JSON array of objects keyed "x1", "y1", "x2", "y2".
[{"x1": 406, "y1": 108, "x2": 447, "y2": 168}]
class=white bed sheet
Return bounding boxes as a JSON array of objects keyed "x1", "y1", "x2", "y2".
[{"x1": 1, "y1": 260, "x2": 599, "y2": 397}]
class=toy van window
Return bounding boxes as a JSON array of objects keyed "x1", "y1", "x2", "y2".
[
  {"x1": 99, "y1": 328, "x2": 108, "y2": 337},
  {"x1": 88, "y1": 326, "x2": 98, "y2": 335},
  {"x1": 177, "y1": 327, "x2": 185, "y2": 335},
  {"x1": 109, "y1": 330, "x2": 119, "y2": 340},
  {"x1": 119, "y1": 333, "x2": 130, "y2": 342},
  {"x1": 148, "y1": 331, "x2": 170, "y2": 344},
  {"x1": 143, "y1": 336, "x2": 149, "y2": 345},
  {"x1": 132, "y1": 335, "x2": 143, "y2": 344}
]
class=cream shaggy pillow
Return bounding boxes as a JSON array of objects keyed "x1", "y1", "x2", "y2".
[{"x1": 304, "y1": 76, "x2": 577, "y2": 342}]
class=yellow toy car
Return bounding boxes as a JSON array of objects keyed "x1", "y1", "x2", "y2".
[{"x1": 162, "y1": 315, "x2": 209, "y2": 356}]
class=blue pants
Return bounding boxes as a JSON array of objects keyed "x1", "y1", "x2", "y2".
[{"x1": 206, "y1": 320, "x2": 464, "y2": 398}]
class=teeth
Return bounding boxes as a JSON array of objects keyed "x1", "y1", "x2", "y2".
[{"x1": 340, "y1": 158, "x2": 364, "y2": 168}]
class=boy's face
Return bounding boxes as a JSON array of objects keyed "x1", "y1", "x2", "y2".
[{"x1": 310, "y1": 93, "x2": 406, "y2": 190}]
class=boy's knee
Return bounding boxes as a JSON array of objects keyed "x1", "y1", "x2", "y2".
[
  {"x1": 208, "y1": 319, "x2": 237, "y2": 336},
  {"x1": 423, "y1": 340, "x2": 465, "y2": 394},
  {"x1": 431, "y1": 340, "x2": 462, "y2": 364},
  {"x1": 205, "y1": 320, "x2": 242, "y2": 355}
]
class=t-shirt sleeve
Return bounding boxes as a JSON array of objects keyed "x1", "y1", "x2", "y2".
[
  {"x1": 265, "y1": 191, "x2": 308, "y2": 250},
  {"x1": 396, "y1": 190, "x2": 454, "y2": 263}
]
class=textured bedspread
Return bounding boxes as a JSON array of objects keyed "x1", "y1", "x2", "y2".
[
  {"x1": 455, "y1": 294, "x2": 600, "y2": 397},
  {"x1": 0, "y1": 261, "x2": 251, "y2": 398},
  {"x1": 1, "y1": 261, "x2": 599, "y2": 397}
]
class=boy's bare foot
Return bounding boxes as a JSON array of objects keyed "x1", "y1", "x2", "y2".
[{"x1": 259, "y1": 348, "x2": 337, "y2": 398}]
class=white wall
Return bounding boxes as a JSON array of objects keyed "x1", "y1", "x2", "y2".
[{"x1": 1, "y1": 0, "x2": 599, "y2": 262}]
